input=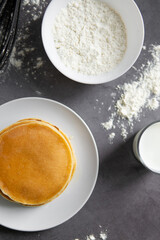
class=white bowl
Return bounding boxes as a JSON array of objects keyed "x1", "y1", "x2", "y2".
[{"x1": 41, "y1": 0, "x2": 144, "y2": 84}]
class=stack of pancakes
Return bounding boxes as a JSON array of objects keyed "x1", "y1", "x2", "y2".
[{"x1": 0, "y1": 118, "x2": 76, "y2": 206}]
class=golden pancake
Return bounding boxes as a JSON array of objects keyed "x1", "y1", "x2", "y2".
[
  {"x1": 0, "y1": 188, "x2": 53, "y2": 206},
  {"x1": 0, "y1": 189, "x2": 13, "y2": 202},
  {"x1": 4, "y1": 118, "x2": 76, "y2": 180},
  {"x1": 0, "y1": 118, "x2": 76, "y2": 185},
  {"x1": 17, "y1": 118, "x2": 76, "y2": 178},
  {"x1": 0, "y1": 119, "x2": 76, "y2": 206}
]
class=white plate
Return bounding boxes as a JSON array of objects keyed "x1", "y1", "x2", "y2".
[
  {"x1": 0, "y1": 97, "x2": 99, "y2": 231},
  {"x1": 42, "y1": 0, "x2": 144, "y2": 84}
]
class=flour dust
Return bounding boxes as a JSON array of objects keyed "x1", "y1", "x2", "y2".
[{"x1": 101, "y1": 44, "x2": 160, "y2": 143}]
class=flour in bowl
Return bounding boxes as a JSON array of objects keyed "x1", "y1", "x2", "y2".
[{"x1": 53, "y1": 0, "x2": 127, "y2": 75}]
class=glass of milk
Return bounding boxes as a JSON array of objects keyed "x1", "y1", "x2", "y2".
[{"x1": 133, "y1": 121, "x2": 160, "y2": 173}]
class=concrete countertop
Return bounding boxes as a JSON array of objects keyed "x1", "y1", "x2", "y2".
[{"x1": 0, "y1": 0, "x2": 160, "y2": 239}]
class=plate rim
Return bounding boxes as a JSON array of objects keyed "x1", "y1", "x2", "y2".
[{"x1": 0, "y1": 97, "x2": 99, "y2": 232}]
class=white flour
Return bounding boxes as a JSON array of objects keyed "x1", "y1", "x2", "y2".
[
  {"x1": 8, "y1": 0, "x2": 47, "y2": 82},
  {"x1": 147, "y1": 98, "x2": 159, "y2": 110},
  {"x1": 10, "y1": 46, "x2": 23, "y2": 69},
  {"x1": 9, "y1": 43, "x2": 43, "y2": 72},
  {"x1": 118, "y1": 45, "x2": 160, "y2": 119},
  {"x1": 102, "y1": 119, "x2": 114, "y2": 131},
  {"x1": 116, "y1": 46, "x2": 160, "y2": 120},
  {"x1": 22, "y1": 0, "x2": 47, "y2": 21},
  {"x1": 53, "y1": 0, "x2": 126, "y2": 75},
  {"x1": 102, "y1": 44, "x2": 160, "y2": 142},
  {"x1": 23, "y1": 0, "x2": 40, "y2": 5},
  {"x1": 108, "y1": 132, "x2": 115, "y2": 143},
  {"x1": 75, "y1": 229, "x2": 107, "y2": 240},
  {"x1": 100, "y1": 232, "x2": 107, "y2": 240}
]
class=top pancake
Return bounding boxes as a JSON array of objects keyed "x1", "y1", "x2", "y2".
[{"x1": 0, "y1": 119, "x2": 76, "y2": 206}]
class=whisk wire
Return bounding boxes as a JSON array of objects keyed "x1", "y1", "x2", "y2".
[{"x1": 0, "y1": 0, "x2": 21, "y2": 70}]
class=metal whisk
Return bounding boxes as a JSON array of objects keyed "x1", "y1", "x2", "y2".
[{"x1": 0, "y1": 0, "x2": 21, "y2": 70}]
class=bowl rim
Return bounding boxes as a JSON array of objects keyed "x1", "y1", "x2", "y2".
[{"x1": 41, "y1": 0, "x2": 145, "y2": 85}]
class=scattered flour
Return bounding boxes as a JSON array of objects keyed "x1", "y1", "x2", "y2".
[
  {"x1": 23, "y1": 0, "x2": 40, "y2": 5},
  {"x1": 8, "y1": 0, "x2": 47, "y2": 77},
  {"x1": 35, "y1": 90, "x2": 42, "y2": 95},
  {"x1": 10, "y1": 47, "x2": 23, "y2": 69},
  {"x1": 147, "y1": 98, "x2": 159, "y2": 110},
  {"x1": 109, "y1": 132, "x2": 115, "y2": 139},
  {"x1": 5, "y1": 0, "x2": 48, "y2": 93},
  {"x1": 101, "y1": 44, "x2": 160, "y2": 142},
  {"x1": 116, "y1": 80, "x2": 148, "y2": 120},
  {"x1": 53, "y1": 0, "x2": 126, "y2": 75},
  {"x1": 102, "y1": 119, "x2": 114, "y2": 131},
  {"x1": 10, "y1": 44, "x2": 43, "y2": 72},
  {"x1": 100, "y1": 232, "x2": 108, "y2": 240},
  {"x1": 120, "y1": 126, "x2": 128, "y2": 140},
  {"x1": 88, "y1": 235, "x2": 96, "y2": 240},
  {"x1": 34, "y1": 57, "x2": 43, "y2": 69},
  {"x1": 108, "y1": 132, "x2": 115, "y2": 143},
  {"x1": 117, "y1": 45, "x2": 160, "y2": 119},
  {"x1": 22, "y1": 0, "x2": 47, "y2": 21},
  {"x1": 74, "y1": 228, "x2": 108, "y2": 240},
  {"x1": 108, "y1": 106, "x2": 111, "y2": 111}
]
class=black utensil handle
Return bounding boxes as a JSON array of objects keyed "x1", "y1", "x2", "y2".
[{"x1": 0, "y1": 0, "x2": 21, "y2": 70}]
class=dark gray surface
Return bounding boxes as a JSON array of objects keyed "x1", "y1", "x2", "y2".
[{"x1": 0, "y1": 0, "x2": 160, "y2": 239}]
